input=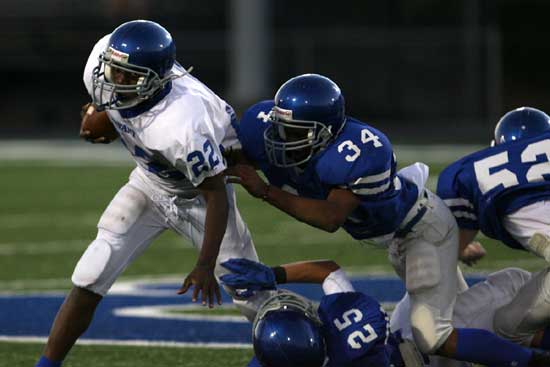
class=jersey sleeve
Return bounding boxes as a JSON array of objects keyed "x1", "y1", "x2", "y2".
[
  {"x1": 166, "y1": 97, "x2": 227, "y2": 187},
  {"x1": 318, "y1": 292, "x2": 389, "y2": 366},
  {"x1": 316, "y1": 124, "x2": 397, "y2": 199},
  {"x1": 82, "y1": 34, "x2": 110, "y2": 98},
  {"x1": 237, "y1": 100, "x2": 275, "y2": 163},
  {"x1": 437, "y1": 159, "x2": 479, "y2": 230}
]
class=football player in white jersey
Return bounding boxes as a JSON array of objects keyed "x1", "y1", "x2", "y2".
[{"x1": 35, "y1": 20, "x2": 268, "y2": 367}]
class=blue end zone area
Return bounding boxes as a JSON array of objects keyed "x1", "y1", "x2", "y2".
[{"x1": 0, "y1": 275, "x2": 485, "y2": 346}]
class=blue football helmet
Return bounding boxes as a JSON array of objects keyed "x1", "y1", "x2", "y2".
[
  {"x1": 264, "y1": 74, "x2": 346, "y2": 167},
  {"x1": 92, "y1": 20, "x2": 178, "y2": 110},
  {"x1": 253, "y1": 290, "x2": 326, "y2": 367},
  {"x1": 493, "y1": 106, "x2": 550, "y2": 145}
]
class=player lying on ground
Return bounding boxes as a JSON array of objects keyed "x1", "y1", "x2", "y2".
[
  {"x1": 221, "y1": 258, "x2": 550, "y2": 367},
  {"x1": 437, "y1": 107, "x2": 550, "y2": 349},
  {"x1": 221, "y1": 258, "x2": 423, "y2": 367},
  {"x1": 225, "y1": 73, "x2": 550, "y2": 366},
  {"x1": 35, "y1": 20, "x2": 270, "y2": 367}
]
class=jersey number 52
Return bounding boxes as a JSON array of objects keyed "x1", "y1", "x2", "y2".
[{"x1": 474, "y1": 139, "x2": 550, "y2": 194}]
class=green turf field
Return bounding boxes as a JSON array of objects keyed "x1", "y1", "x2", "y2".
[{"x1": 1, "y1": 145, "x2": 546, "y2": 367}]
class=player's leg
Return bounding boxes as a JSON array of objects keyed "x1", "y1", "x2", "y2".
[
  {"x1": 496, "y1": 201, "x2": 550, "y2": 349},
  {"x1": 391, "y1": 191, "x2": 459, "y2": 355},
  {"x1": 399, "y1": 191, "x2": 543, "y2": 366},
  {"x1": 493, "y1": 267, "x2": 550, "y2": 346},
  {"x1": 172, "y1": 183, "x2": 273, "y2": 321},
  {"x1": 453, "y1": 267, "x2": 532, "y2": 331},
  {"x1": 39, "y1": 183, "x2": 166, "y2": 365}
]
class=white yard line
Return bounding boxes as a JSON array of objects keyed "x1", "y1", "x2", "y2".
[
  {"x1": 114, "y1": 304, "x2": 247, "y2": 323},
  {"x1": 0, "y1": 336, "x2": 252, "y2": 349}
]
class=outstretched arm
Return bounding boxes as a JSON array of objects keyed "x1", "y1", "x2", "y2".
[
  {"x1": 221, "y1": 258, "x2": 354, "y2": 295},
  {"x1": 178, "y1": 173, "x2": 227, "y2": 307},
  {"x1": 227, "y1": 164, "x2": 360, "y2": 232}
]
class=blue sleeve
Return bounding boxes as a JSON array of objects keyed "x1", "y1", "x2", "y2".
[
  {"x1": 316, "y1": 123, "x2": 396, "y2": 199},
  {"x1": 437, "y1": 159, "x2": 479, "y2": 230},
  {"x1": 318, "y1": 292, "x2": 389, "y2": 366},
  {"x1": 237, "y1": 100, "x2": 274, "y2": 164},
  {"x1": 246, "y1": 356, "x2": 262, "y2": 367}
]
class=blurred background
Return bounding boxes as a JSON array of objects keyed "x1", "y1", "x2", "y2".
[
  {"x1": 2, "y1": 0, "x2": 549, "y2": 143},
  {"x1": 3, "y1": 2, "x2": 550, "y2": 365}
]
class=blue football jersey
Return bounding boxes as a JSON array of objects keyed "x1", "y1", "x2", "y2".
[
  {"x1": 437, "y1": 132, "x2": 550, "y2": 249},
  {"x1": 237, "y1": 101, "x2": 419, "y2": 239},
  {"x1": 318, "y1": 292, "x2": 390, "y2": 366}
]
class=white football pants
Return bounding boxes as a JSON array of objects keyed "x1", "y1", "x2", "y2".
[
  {"x1": 71, "y1": 167, "x2": 270, "y2": 321},
  {"x1": 391, "y1": 267, "x2": 533, "y2": 367},
  {"x1": 493, "y1": 200, "x2": 550, "y2": 345},
  {"x1": 388, "y1": 190, "x2": 460, "y2": 354}
]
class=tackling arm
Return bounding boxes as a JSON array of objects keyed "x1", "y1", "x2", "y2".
[
  {"x1": 228, "y1": 163, "x2": 360, "y2": 232},
  {"x1": 264, "y1": 186, "x2": 361, "y2": 233}
]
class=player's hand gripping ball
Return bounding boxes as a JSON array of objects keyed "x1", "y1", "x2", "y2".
[{"x1": 79, "y1": 103, "x2": 118, "y2": 144}]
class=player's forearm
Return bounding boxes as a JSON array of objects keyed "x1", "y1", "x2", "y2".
[
  {"x1": 197, "y1": 178, "x2": 229, "y2": 267},
  {"x1": 459, "y1": 228, "x2": 479, "y2": 251},
  {"x1": 223, "y1": 147, "x2": 257, "y2": 169},
  {"x1": 281, "y1": 260, "x2": 341, "y2": 284},
  {"x1": 264, "y1": 186, "x2": 346, "y2": 232}
]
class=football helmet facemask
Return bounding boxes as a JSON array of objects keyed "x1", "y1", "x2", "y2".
[
  {"x1": 91, "y1": 20, "x2": 186, "y2": 111},
  {"x1": 264, "y1": 74, "x2": 346, "y2": 168}
]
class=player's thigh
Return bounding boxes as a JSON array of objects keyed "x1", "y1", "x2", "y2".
[
  {"x1": 72, "y1": 183, "x2": 166, "y2": 295},
  {"x1": 493, "y1": 266, "x2": 550, "y2": 344},
  {"x1": 405, "y1": 226, "x2": 459, "y2": 352}
]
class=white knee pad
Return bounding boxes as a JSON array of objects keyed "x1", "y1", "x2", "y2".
[
  {"x1": 98, "y1": 185, "x2": 148, "y2": 235},
  {"x1": 72, "y1": 239, "x2": 112, "y2": 290},
  {"x1": 410, "y1": 304, "x2": 452, "y2": 354}
]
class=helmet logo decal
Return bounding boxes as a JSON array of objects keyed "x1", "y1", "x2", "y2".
[
  {"x1": 107, "y1": 47, "x2": 130, "y2": 64},
  {"x1": 273, "y1": 106, "x2": 293, "y2": 120}
]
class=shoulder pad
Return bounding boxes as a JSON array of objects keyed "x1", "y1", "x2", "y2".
[
  {"x1": 238, "y1": 100, "x2": 275, "y2": 162},
  {"x1": 316, "y1": 120, "x2": 394, "y2": 186}
]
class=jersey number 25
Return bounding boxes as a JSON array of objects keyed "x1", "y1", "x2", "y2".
[{"x1": 333, "y1": 308, "x2": 378, "y2": 350}]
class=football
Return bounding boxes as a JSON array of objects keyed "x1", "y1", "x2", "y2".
[{"x1": 80, "y1": 103, "x2": 118, "y2": 142}]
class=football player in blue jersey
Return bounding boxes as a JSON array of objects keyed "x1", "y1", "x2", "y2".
[
  {"x1": 221, "y1": 257, "x2": 550, "y2": 367},
  {"x1": 225, "y1": 75, "x2": 550, "y2": 366},
  {"x1": 220, "y1": 258, "x2": 424, "y2": 367},
  {"x1": 437, "y1": 106, "x2": 550, "y2": 351}
]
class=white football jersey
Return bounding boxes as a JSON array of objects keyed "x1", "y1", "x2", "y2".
[{"x1": 83, "y1": 35, "x2": 239, "y2": 196}]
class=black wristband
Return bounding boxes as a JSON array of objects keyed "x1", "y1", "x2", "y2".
[{"x1": 272, "y1": 266, "x2": 287, "y2": 284}]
